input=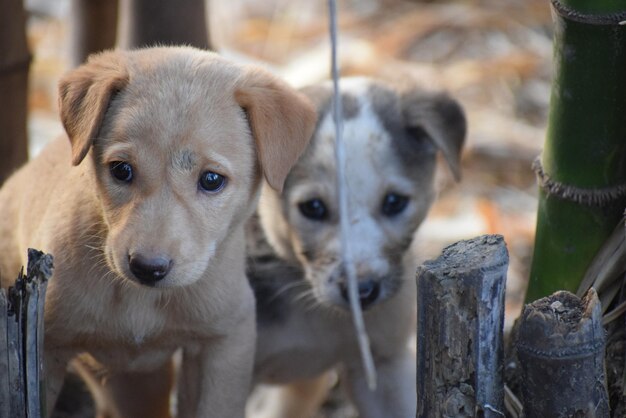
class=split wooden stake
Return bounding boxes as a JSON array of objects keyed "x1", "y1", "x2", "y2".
[
  {"x1": 416, "y1": 235, "x2": 508, "y2": 417},
  {"x1": 0, "y1": 249, "x2": 53, "y2": 418}
]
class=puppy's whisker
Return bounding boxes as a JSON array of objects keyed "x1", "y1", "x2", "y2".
[
  {"x1": 303, "y1": 298, "x2": 328, "y2": 315},
  {"x1": 291, "y1": 288, "x2": 318, "y2": 308},
  {"x1": 271, "y1": 281, "x2": 310, "y2": 300}
]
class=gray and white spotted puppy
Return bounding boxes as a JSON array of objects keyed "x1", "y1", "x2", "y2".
[{"x1": 247, "y1": 77, "x2": 466, "y2": 418}]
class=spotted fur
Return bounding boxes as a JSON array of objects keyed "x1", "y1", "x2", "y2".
[{"x1": 248, "y1": 77, "x2": 466, "y2": 418}]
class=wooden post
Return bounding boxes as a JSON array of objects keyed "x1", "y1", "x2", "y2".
[
  {"x1": 0, "y1": 249, "x2": 53, "y2": 418},
  {"x1": 0, "y1": 290, "x2": 8, "y2": 417},
  {"x1": 118, "y1": 0, "x2": 211, "y2": 50},
  {"x1": 605, "y1": 312, "x2": 625, "y2": 417},
  {"x1": 7, "y1": 283, "x2": 25, "y2": 417},
  {"x1": 605, "y1": 277, "x2": 626, "y2": 416},
  {"x1": 0, "y1": 0, "x2": 30, "y2": 185},
  {"x1": 69, "y1": 0, "x2": 212, "y2": 68},
  {"x1": 69, "y1": 0, "x2": 119, "y2": 67},
  {"x1": 515, "y1": 289, "x2": 609, "y2": 418},
  {"x1": 416, "y1": 235, "x2": 508, "y2": 418}
]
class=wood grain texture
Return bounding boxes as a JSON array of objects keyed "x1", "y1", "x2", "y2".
[
  {"x1": 0, "y1": 249, "x2": 52, "y2": 418},
  {"x1": 416, "y1": 235, "x2": 508, "y2": 418}
]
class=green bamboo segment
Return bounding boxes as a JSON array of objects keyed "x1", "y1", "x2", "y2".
[
  {"x1": 542, "y1": 8, "x2": 626, "y2": 188},
  {"x1": 526, "y1": 1, "x2": 626, "y2": 303},
  {"x1": 559, "y1": 0, "x2": 626, "y2": 15},
  {"x1": 528, "y1": 190, "x2": 623, "y2": 301}
]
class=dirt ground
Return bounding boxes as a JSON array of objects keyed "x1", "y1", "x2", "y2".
[{"x1": 25, "y1": 0, "x2": 553, "y2": 416}]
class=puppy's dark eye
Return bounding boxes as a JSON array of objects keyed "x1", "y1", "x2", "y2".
[
  {"x1": 109, "y1": 161, "x2": 133, "y2": 183},
  {"x1": 199, "y1": 171, "x2": 226, "y2": 193},
  {"x1": 298, "y1": 199, "x2": 328, "y2": 221},
  {"x1": 381, "y1": 193, "x2": 409, "y2": 217}
]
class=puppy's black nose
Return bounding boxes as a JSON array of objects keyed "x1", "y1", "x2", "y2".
[
  {"x1": 129, "y1": 254, "x2": 172, "y2": 285},
  {"x1": 340, "y1": 280, "x2": 381, "y2": 309}
]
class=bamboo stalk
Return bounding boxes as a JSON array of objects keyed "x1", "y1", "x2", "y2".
[
  {"x1": 526, "y1": 1, "x2": 626, "y2": 302},
  {"x1": 560, "y1": 0, "x2": 626, "y2": 13}
]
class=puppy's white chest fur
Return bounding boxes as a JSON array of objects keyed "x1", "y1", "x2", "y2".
[{"x1": 252, "y1": 264, "x2": 416, "y2": 384}]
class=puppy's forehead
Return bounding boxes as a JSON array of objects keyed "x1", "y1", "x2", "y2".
[
  {"x1": 127, "y1": 47, "x2": 242, "y2": 84},
  {"x1": 124, "y1": 48, "x2": 242, "y2": 117},
  {"x1": 302, "y1": 77, "x2": 403, "y2": 133},
  {"x1": 104, "y1": 49, "x2": 251, "y2": 155},
  {"x1": 302, "y1": 78, "x2": 405, "y2": 179},
  {"x1": 293, "y1": 78, "x2": 435, "y2": 192}
]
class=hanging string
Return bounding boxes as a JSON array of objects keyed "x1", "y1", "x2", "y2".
[{"x1": 328, "y1": 0, "x2": 377, "y2": 390}]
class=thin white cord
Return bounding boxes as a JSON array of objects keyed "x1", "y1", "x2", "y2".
[{"x1": 328, "y1": 0, "x2": 377, "y2": 390}]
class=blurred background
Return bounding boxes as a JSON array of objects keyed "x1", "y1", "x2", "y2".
[
  {"x1": 24, "y1": 0, "x2": 552, "y2": 326},
  {"x1": 21, "y1": 0, "x2": 552, "y2": 415}
]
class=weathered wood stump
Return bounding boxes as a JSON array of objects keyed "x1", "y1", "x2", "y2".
[
  {"x1": 0, "y1": 249, "x2": 53, "y2": 418},
  {"x1": 416, "y1": 235, "x2": 508, "y2": 418},
  {"x1": 515, "y1": 289, "x2": 609, "y2": 418}
]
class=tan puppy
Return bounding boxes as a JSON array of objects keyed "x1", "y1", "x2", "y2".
[
  {"x1": 0, "y1": 46, "x2": 316, "y2": 418},
  {"x1": 247, "y1": 77, "x2": 466, "y2": 418}
]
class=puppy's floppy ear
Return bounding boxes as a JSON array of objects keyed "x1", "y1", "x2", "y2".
[
  {"x1": 401, "y1": 90, "x2": 466, "y2": 181},
  {"x1": 58, "y1": 50, "x2": 129, "y2": 166},
  {"x1": 235, "y1": 68, "x2": 317, "y2": 192}
]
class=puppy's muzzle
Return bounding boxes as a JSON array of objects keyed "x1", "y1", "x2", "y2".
[
  {"x1": 339, "y1": 280, "x2": 381, "y2": 310},
  {"x1": 129, "y1": 253, "x2": 172, "y2": 285}
]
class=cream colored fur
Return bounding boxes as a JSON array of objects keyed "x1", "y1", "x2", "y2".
[{"x1": 0, "y1": 46, "x2": 316, "y2": 418}]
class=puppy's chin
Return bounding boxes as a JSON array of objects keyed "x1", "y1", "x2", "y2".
[{"x1": 125, "y1": 275, "x2": 197, "y2": 289}]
